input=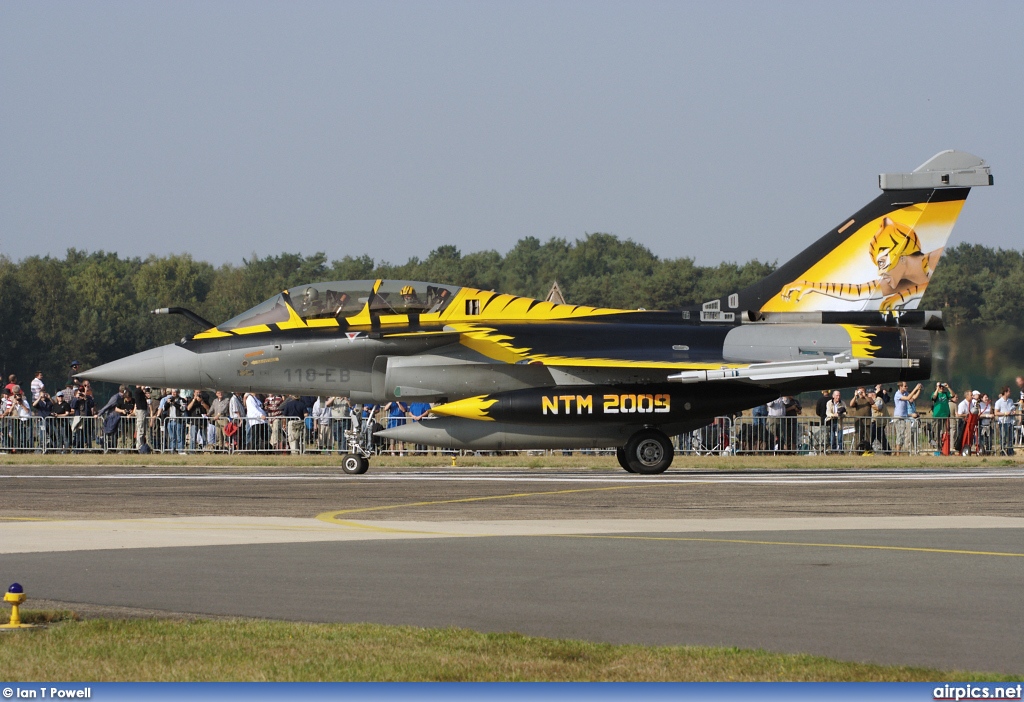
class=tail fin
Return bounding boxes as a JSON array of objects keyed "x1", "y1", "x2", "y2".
[{"x1": 709, "y1": 150, "x2": 992, "y2": 316}]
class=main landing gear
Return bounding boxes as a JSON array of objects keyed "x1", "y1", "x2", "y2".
[{"x1": 617, "y1": 428, "x2": 673, "y2": 474}]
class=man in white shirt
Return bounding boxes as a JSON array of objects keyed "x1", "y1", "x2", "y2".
[
  {"x1": 825, "y1": 391, "x2": 847, "y2": 453},
  {"x1": 30, "y1": 372, "x2": 44, "y2": 403},
  {"x1": 244, "y1": 393, "x2": 268, "y2": 451},
  {"x1": 995, "y1": 386, "x2": 1017, "y2": 456},
  {"x1": 766, "y1": 396, "x2": 786, "y2": 452}
]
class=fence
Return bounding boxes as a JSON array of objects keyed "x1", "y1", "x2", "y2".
[{"x1": 1, "y1": 413, "x2": 1021, "y2": 456}]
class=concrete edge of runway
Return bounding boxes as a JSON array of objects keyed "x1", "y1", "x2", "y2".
[{"x1": 3, "y1": 515, "x2": 1024, "y2": 554}]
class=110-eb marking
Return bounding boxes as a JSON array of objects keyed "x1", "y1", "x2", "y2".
[{"x1": 283, "y1": 368, "x2": 350, "y2": 383}]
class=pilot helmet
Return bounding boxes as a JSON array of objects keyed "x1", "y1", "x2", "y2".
[
  {"x1": 302, "y1": 287, "x2": 320, "y2": 301},
  {"x1": 400, "y1": 285, "x2": 415, "y2": 296}
]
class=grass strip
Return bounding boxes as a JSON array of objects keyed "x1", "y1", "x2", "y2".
[{"x1": 0, "y1": 616, "x2": 1018, "y2": 682}]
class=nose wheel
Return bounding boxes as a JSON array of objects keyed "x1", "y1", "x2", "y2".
[
  {"x1": 620, "y1": 429, "x2": 673, "y2": 474},
  {"x1": 341, "y1": 453, "x2": 369, "y2": 474}
]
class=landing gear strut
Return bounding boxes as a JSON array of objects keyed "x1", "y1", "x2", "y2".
[{"x1": 619, "y1": 428, "x2": 673, "y2": 474}]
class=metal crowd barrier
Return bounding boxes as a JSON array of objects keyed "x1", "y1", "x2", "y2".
[{"x1": 1, "y1": 412, "x2": 1021, "y2": 457}]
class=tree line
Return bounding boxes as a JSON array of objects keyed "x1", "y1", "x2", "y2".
[{"x1": 1, "y1": 235, "x2": 1022, "y2": 391}]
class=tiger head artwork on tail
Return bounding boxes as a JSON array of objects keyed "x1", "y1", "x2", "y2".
[
  {"x1": 699, "y1": 150, "x2": 993, "y2": 316},
  {"x1": 779, "y1": 215, "x2": 944, "y2": 311}
]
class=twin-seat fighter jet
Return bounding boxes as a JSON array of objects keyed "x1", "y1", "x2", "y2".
[{"x1": 80, "y1": 150, "x2": 993, "y2": 474}]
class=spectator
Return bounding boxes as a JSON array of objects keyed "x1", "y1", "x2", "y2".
[
  {"x1": 930, "y1": 382, "x2": 954, "y2": 455},
  {"x1": 313, "y1": 397, "x2": 333, "y2": 450},
  {"x1": 30, "y1": 371, "x2": 44, "y2": 403},
  {"x1": 995, "y1": 387, "x2": 1016, "y2": 456},
  {"x1": 408, "y1": 401, "x2": 433, "y2": 454},
  {"x1": 781, "y1": 396, "x2": 801, "y2": 451},
  {"x1": 329, "y1": 396, "x2": 351, "y2": 452},
  {"x1": 32, "y1": 389, "x2": 54, "y2": 450},
  {"x1": 815, "y1": 390, "x2": 830, "y2": 427},
  {"x1": 848, "y1": 387, "x2": 873, "y2": 451},
  {"x1": 825, "y1": 391, "x2": 847, "y2": 453},
  {"x1": 4, "y1": 375, "x2": 19, "y2": 394},
  {"x1": 978, "y1": 393, "x2": 993, "y2": 454},
  {"x1": 159, "y1": 388, "x2": 188, "y2": 453},
  {"x1": 2, "y1": 386, "x2": 32, "y2": 450},
  {"x1": 868, "y1": 389, "x2": 891, "y2": 453},
  {"x1": 244, "y1": 392, "x2": 268, "y2": 451},
  {"x1": 148, "y1": 389, "x2": 165, "y2": 449},
  {"x1": 68, "y1": 361, "x2": 82, "y2": 390},
  {"x1": 50, "y1": 391, "x2": 73, "y2": 452},
  {"x1": 70, "y1": 383, "x2": 96, "y2": 451},
  {"x1": 279, "y1": 395, "x2": 307, "y2": 455},
  {"x1": 132, "y1": 386, "x2": 150, "y2": 450},
  {"x1": 766, "y1": 396, "x2": 786, "y2": 452},
  {"x1": 208, "y1": 390, "x2": 231, "y2": 450},
  {"x1": 956, "y1": 390, "x2": 981, "y2": 455},
  {"x1": 264, "y1": 394, "x2": 284, "y2": 451},
  {"x1": 186, "y1": 389, "x2": 210, "y2": 451},
  {"x1": 57, "y1": 382, "x2": 75, "y2": 403},
  {"x1": 892, "y1": 381, "x2": 922, "y2": 455},
  {"x1": 383, "y1": 401, "x2": 408, "y2": 454}
]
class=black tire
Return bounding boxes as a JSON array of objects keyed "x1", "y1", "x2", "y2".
[
  {"x1": 341, "y1": 453, "x2": 369, "y2": 474},
  {"x1": 616, "y1": 447, "x2": 635, "y2": 472},
  {"x1": 624, "y1": 429, "x2": 673, "y2": 474}
]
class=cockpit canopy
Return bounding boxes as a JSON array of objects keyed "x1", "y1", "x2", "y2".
[{"x1": 216, "y1": 280, "x2": 461, "y2": 332}]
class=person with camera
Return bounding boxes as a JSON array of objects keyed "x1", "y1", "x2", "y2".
[
  {"x1": 931, "y1": 382, "x2": 954, "y2": 455},
  {"x1": 1, "y1": 386, "x2": 32, "y2": 451},
  {"x1": 70, "y1": 384, "x2": 95, "y2": 451},
  {"x1": 892, "y1": 381, "x2": 922, "y2": 455},
  {"x1": 849, "y1": 387, "x2": 874, "y2": 452},
  {"x1": 159, "y1": 388, "x2": 188, "y2": 453},
  {"x1": 32, "y1": 389, "x2": 54, "y2": 451},
  {"x1": 186, "y1": 389, "x2": 210, "y2": 452},
  {"x1": 825, "y1": 390, "x2": 847, "y2": 453}
]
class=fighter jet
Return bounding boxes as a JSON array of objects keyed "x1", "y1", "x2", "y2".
[{"x1": 80, "y1": 150, "x2": 993, "y2": 474}]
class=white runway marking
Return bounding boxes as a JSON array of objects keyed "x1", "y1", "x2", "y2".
[
  {"x1": 2, "y1": 469, "x2": 1023, "y2": 484},
  {"x1": 1, "y1": 515, "x2": 1023, "y2": 554}
]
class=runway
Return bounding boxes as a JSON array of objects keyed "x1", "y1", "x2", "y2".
[{"x1": 1, "y1": 464, "x2": 1023, "y2": 674}]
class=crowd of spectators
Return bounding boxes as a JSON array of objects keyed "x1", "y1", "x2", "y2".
[
  {"x1": 741, "y1": 376, "x2": 1024, "y2": 456},
  {"x1": 0, "y1": 362, "x2": 434, "y2": 454},
  {"x1": 4, "y1": 362, "x2": 1024, "y2": 456}
]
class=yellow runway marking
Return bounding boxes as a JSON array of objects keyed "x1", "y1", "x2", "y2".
[
  {"x1": 317, "y1": 485, "x2": 1024, "y2": 557},
  {"x1": 316, "y1": 483, "x2": 667, "y2": 530},
  {"x1": 544, "y1": 534, "x2": 1024, "y2": 558}
]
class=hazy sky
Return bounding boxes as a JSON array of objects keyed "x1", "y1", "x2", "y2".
[{"x1": 2, "y1": 1, "x2": 1020, "y2": 268}]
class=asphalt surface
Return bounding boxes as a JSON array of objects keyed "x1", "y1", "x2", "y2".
[{"x1": 1, "y1": 463, "x2": 1023, "y2": 674}]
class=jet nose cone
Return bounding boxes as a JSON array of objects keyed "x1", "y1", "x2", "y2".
[{"x1": 76, "y1": 344, "x2": 201, "y2": 388}]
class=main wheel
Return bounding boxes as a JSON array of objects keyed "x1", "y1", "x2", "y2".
[
  {"x1": 624, "y1": 429, "x2": 673, "y2": 474},
  {"x1": 616, "y1": 447, "x2": 635, "y2": 472},
  {"x1": 341, "y1": 453, "x2": 369, "y2": 474}
]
